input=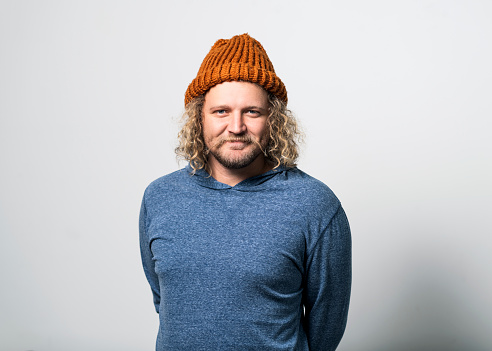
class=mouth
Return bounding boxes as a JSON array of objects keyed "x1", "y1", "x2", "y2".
[
  {"x1": 225, "y1": 140, "x2": 250, "y2": 150},
  {"x1": 215, "y1": 137, "x2": 252, "y2": 147},
  {"x1": 227, "y1": 140, "x2": 248, "y2": 144}
]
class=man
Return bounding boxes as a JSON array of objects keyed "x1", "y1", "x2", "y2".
[{"x1": 140, "y1": 33, "x2": 351, "y2": 350}]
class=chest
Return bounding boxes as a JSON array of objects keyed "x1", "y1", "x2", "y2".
[{"x1": 147, "y1": 193, "x2": 308, "y2": 295}]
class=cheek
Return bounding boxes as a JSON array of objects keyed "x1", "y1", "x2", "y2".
[
  {"x1": 255, "y1": 120, "x2": 270, "y2": 139},
  {"x1": 202, "y1": 117, "x2": 224, "y2": 139}
]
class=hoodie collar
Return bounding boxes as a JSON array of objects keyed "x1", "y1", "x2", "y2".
[{"x1": 186, "y1": 164, "x2": 290, "y2": 191}]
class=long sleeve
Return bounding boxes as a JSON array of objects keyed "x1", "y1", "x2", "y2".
[
  {"x1": 139, "y1": 196, "x2": 161, "y2": 313},
  {"x1": 303, "y1": 205, "x2": 352, "y2": 351}
]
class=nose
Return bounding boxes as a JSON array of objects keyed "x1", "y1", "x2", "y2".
[{"x1": 228, "y1": 111, "x2": 247, "y2": 134}]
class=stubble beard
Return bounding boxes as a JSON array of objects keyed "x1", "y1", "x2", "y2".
[{"x1": 207, "y1": 135, "x2": 267, "y2": 170}]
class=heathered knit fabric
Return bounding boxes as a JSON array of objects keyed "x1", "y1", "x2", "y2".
[{"x1": 139, "y1": 165, "x2": 351, "y2": 351}]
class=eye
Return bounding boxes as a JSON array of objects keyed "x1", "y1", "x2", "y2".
[
  {"x1": 246, "y1": 109, "x2": 260, "y2": 116},
  {"x1": 214, "y1": 109, "x2": 227, "y2": 115}
]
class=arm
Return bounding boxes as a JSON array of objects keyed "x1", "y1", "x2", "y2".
[
  {"x1": 139, "y1": 196, "x2": 161, "y2": 313},
  {"x1": 303, "y1": 205, "x2": 352, "y2": 350}
]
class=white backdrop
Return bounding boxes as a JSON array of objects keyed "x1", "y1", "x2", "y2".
[{"x1": 1, "y1": 1, "x2": 491, "y2": 350}]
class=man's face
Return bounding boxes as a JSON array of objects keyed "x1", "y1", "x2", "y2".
[{"x1": 202, "y1": 81, "x2": 270, "y2": 170}]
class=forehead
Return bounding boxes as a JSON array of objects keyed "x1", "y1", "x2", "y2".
[{"x1": 204, "y1": 81, "x2": 269, "y2": 107}]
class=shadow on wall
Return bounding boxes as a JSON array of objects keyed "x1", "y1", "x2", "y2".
[
  {"x1": 366, "y1": 254, "x2": 489, "y2": 351},
  {"x1": 373, "y1": 339, "x2": 487, "y2": 351}
]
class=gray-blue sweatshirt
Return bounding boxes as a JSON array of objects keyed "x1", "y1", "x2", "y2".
[{"x1": 139, "y1": 165, "x2": 351, "y2": 350}]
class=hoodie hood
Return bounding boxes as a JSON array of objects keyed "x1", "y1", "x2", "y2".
[{"x1": 186, "y1": 164, "x2": 292, "y2": 192}]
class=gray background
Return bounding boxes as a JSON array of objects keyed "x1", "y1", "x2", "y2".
[{"x1": 1, "y1": 1, "x2": 491, "y2": 350}]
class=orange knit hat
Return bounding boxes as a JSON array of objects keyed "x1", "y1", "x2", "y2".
[{"x1": 184, "y1": 33, "x2": 287, "y2": 106}]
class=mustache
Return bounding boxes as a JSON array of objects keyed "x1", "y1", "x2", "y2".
[
  {"x1": 213, "y1": 136, "x2": 253, "y2": 149},
  {"x1": 205, "y1": 135, "x2": 268, "y2": 156}
]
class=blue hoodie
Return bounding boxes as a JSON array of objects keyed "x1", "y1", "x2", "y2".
[{"x1": 140, "y1": 165, "x2": 351, "y2": 350}]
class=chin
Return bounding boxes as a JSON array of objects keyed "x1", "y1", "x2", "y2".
[{"x1": 212, "y1": 149, "x2": 262, "y2": 170}]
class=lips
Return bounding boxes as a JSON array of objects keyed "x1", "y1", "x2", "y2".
[
  {"x1": 226, "y1": 138, "x2": 251, "y2": 143},
  {"x1": 225, "y1": 140, "x2": 250, "y2": 150},
  {"x1": 215, "y1": 137, "x2": 252, "y2": 149},
  {"x1": 227, "y1": 140, "x2": 249, "y2": 144}
]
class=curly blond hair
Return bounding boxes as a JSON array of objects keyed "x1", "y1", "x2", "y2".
[{"x1": 175, "y1": 92, "x2": 302, "y2": 173}]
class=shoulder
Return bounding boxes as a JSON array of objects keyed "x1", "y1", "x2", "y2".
[
  {"x1": 273, "y1": 167, "x2": 342, "y2": 223},
  {"x1": 284, "y1": 168, "x2": 350, "y2": 249},
  {"x1": 143, "y1": 167, "x2": 190, "y2": 201},
  {"x1": 283, "y1": 167, "x2": 340, "y2": 206}
]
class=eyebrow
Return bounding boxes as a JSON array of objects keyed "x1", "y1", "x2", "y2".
[
  {"x1": 207, "y1": 105, "x2": 229, "y2": 111},
  {"x1": 206, "y1": 105, "x2": 267, "y2": 112},
  {"x1": 243, "y1": 106, "x2": 266, "y2": 111}
]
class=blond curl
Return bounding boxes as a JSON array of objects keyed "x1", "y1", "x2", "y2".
[{"x1": 175, "y1": 92, "x2": 302, "y2": 173}]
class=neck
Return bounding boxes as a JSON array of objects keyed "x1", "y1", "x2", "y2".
[{"x1": 207, "y1": 156, "x2": 272, "y2": 186}]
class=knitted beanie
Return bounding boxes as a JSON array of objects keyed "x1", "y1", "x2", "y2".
[{"x1": 184, "y1": 33, "x2": 287, "y2": 106}]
